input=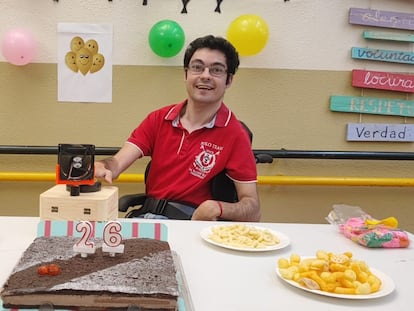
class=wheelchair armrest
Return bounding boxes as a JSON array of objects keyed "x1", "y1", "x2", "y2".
[
  {"x1": 255, "y1": 153, "x2": 273, "y2": 163},
  {"x1": 118, "y1": 193, "x2": 147, "y2": 212}
]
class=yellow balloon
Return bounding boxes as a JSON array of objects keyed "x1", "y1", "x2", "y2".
[{"x1": 227, "y1": 14, "x2": 269, "y2": 56}]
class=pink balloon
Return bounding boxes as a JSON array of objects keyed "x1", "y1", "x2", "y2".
[{"x1": 1, "y1": 29, "x2": 36, "y2": 66}]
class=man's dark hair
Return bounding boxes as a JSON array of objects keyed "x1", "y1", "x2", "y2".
[{"x1": 183, "y1": 35, "x2": 240, "y2": 76}]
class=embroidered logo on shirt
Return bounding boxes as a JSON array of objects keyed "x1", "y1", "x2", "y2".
[{"x1": 190, "y1": 142, "x2": 223, "y2": 179}]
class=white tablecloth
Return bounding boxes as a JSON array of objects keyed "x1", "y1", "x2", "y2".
[{"x1": 0, "y1": 217, "x2": 413, "y2": 311}]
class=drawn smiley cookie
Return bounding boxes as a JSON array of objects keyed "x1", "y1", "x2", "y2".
[
  {"x1": 70, "y1": 36, "x2": 84, "y2": 53},
  {"x1": 75, "y1": 47, "x2": 92, "y2": 75},
  {"x1": 84, "y1": 39, "x2": 99, "y2": 55},
  {"x1": 89, "y1": 53, "x2": 105, "y2": 73},
  {"x1": 65, "y1": 51, "x2": 78, "y2": 72}
]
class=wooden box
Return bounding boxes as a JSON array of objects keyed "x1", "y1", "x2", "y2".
[{"x1": 40, "y1": 185, "x2": 118, "y2": 221}]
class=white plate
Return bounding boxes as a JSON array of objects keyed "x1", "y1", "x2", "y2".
[
  {"x1": 276, "y1": 259, "x2": 395, "y2": 299},
  {"x1": 200, "y1": 225, "x2": 290, "y2": 252}
]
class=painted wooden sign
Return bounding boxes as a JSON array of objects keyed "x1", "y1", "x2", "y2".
[
  {"x1": 347, "y1": 123, "x2": 414, "y2": 142},
  {"x1": 349, "y1": 8, "x2": 414, "y2": 31},
  {"x1": 352, "y1": 69, "x2": 414, "y2": 93},
  {"x1": 363, "y1": 31, "x2": 414, "y2": 43},
  {"x1": 330, "y1": 95, "x2": 414, "y2": 117},
  {"x1": 351, "y1": 47, "x2": 414, "y2": 65}
]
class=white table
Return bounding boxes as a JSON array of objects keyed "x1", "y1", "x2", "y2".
[{"x1": 0, "y1": 217, "x2": 413, "y2": 311}]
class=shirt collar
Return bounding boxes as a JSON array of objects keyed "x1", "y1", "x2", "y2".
[{"x1": 166, "y1": 100, "x2": 232, "y2": 128}]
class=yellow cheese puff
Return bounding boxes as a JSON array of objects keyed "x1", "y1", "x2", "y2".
[{"x1": 334, "y1": 287, "x2": 356, "y2": 295}]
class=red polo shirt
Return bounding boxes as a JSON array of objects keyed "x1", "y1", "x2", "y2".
[{"x1": 127, "y1": 101, "x2": 257, "y2": 207}]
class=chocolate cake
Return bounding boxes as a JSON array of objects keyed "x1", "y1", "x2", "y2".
[{"x1": 1, "y1": 236, "x2": 179, "y2": 310}]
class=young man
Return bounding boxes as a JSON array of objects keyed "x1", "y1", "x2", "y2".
[{"x1": 95, "y1": 35, "x2": 260, "y2": 221}]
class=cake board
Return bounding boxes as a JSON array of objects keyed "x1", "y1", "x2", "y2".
[{"x1": 0, "y1": 220, "x2": 193, "y2": 311}]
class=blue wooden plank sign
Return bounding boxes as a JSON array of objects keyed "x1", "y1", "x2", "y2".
[
  {"x1": 351, "y1": 47, "x2": 414, "y2": 65},
  {"x1": 349, "y1": 8, "x2": 414, "y2": 31},
  {"x1": 347, "y1": 123, "x2": 414, "y2": 142},
  {"x1": 330, "y1": 95, "x2": 414, "y2": 117},
  {"x1": 363, "y1": 31, "x2": 414, "y2": 43}
]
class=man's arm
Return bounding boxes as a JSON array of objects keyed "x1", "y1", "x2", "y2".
[
  {"x1": 192, "y1": 182, "x2": 261, "y2": 222},
  {"x1": 95, "y1": 142, "x2": 143, "y2": 183}
]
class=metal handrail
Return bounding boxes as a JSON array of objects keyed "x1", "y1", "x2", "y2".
[
  {"x1": 2, "y1": 145, "x2": 414, "y2": 160},
  {"x1": 2, "y1": 145, "x2": 414, "y2": 187}
]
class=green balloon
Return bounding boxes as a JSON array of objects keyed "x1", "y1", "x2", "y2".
[{"x1": 148, "y1": 20, "x2": 185, "y2": 58}]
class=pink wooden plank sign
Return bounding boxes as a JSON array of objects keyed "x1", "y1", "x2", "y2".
[
  {"x1": 352, "y1": 69, "x2": 414, "y2": 93},
  {"x1": 349, "y1": 8, "x2": 414, "y2": 31}
]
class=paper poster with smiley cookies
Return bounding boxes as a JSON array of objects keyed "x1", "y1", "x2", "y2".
[{"x1": 58, "y1": 23, "x2": 113, "y2": 103}]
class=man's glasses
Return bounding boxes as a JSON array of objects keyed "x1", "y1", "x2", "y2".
[{"x1": 187, "y1": 62, "x2": 227, "y2": 77}]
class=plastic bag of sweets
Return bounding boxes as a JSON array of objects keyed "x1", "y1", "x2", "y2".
[{"x1": 326, "y1": 204, "x2": 410, "y2": 248}]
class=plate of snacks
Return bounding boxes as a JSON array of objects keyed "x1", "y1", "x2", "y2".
[
  {"x1": 200, "y1": 224, "x2": 290, "y2": 252},
  {"x1": 275, "y1": 250, "x2": 395, "y2": 299}
]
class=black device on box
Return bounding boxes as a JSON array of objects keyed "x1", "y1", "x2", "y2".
[{"x1": 56, "y1": 144, "x2": 100, "y2": 196}]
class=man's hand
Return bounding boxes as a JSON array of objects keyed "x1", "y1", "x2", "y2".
[
  {"x1": 191, "y1": 200, "x2": 221, "y2": 221},
  {"x1": 192, "y1": 182, "x2": 260, "y2": 222},
  {"x1": 94, "y1": 144, "x2": 143, "y2": 184},
  {"x1": 94, "y1": 161, "x2": 114, "y2": 184}
]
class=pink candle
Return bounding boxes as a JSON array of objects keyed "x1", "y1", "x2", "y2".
[
  {"x1": 102, "y1": 221, "x2": 124, "y2": 256},
  {"x1": 73, "y1": 221, "x2": 96, "y2": 258}
]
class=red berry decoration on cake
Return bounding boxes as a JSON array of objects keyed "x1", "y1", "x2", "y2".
[
  {"x1": 37, "y1": 265, "x2": 49, "y2": 276},
  {"x1": 47, "y1": 264, "x2": 61, "y2": 276},
  {"x1": 37, "y1": 264, "x2": 61, "y2": 276}
]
